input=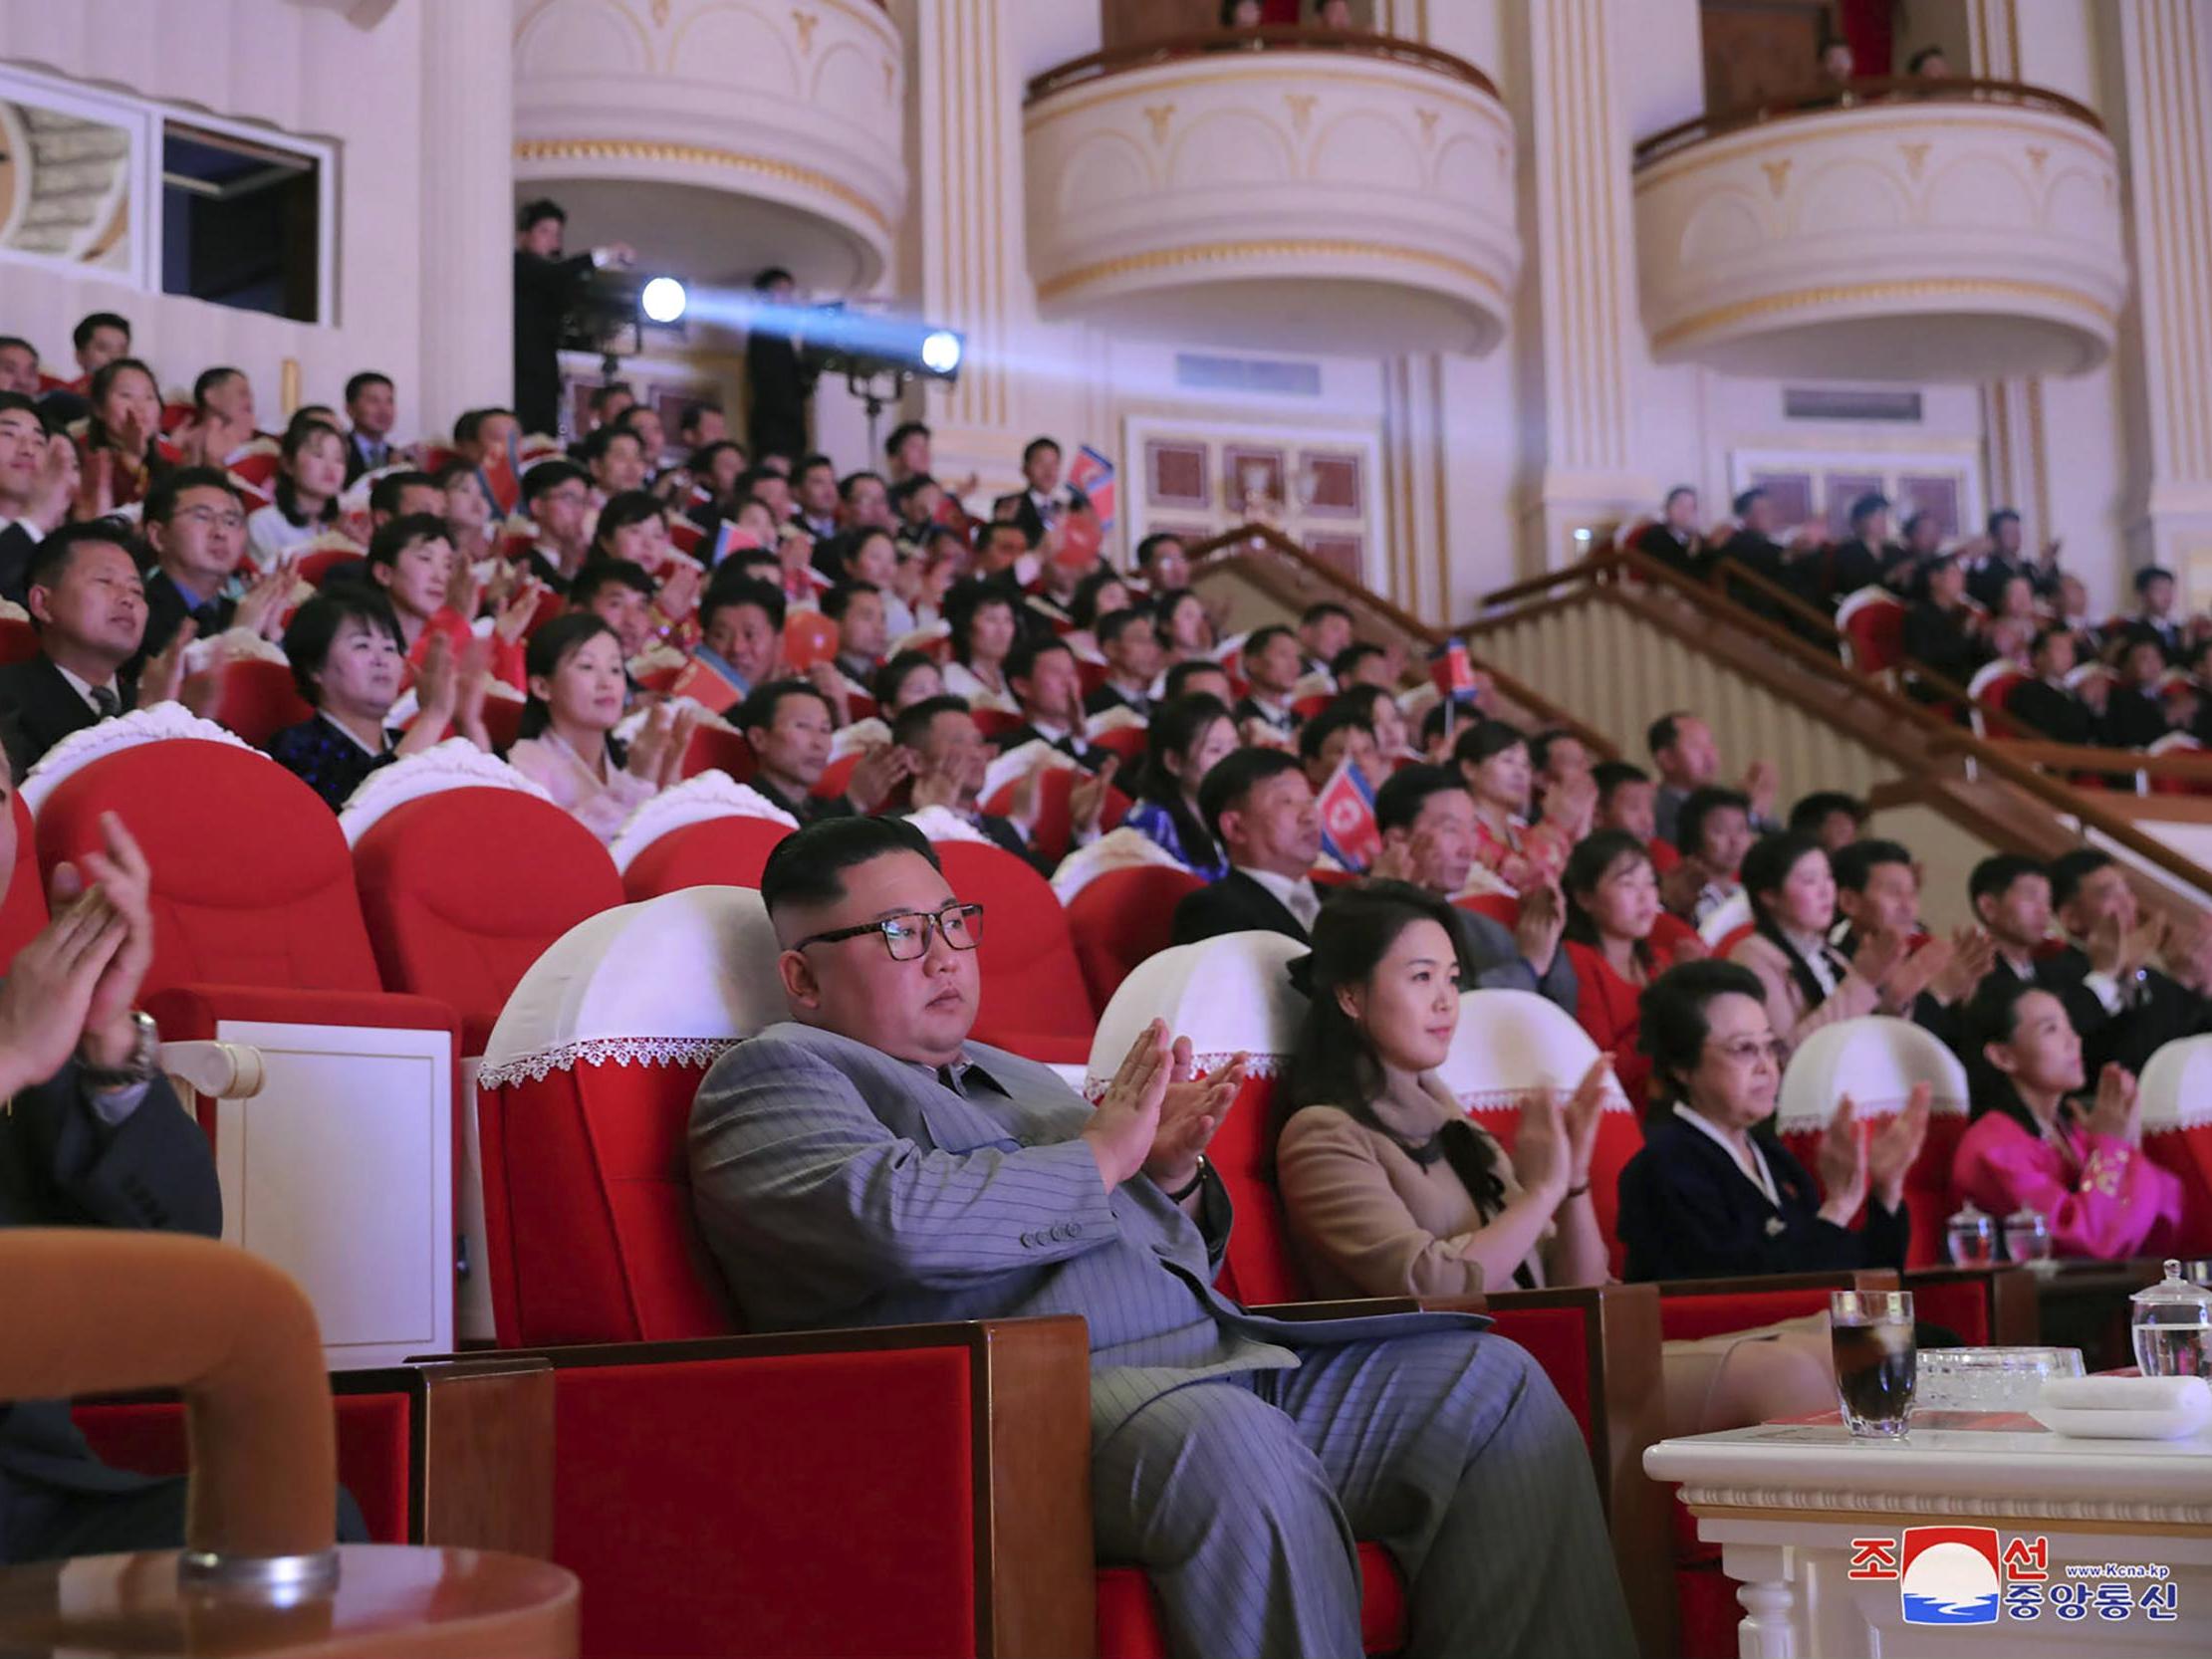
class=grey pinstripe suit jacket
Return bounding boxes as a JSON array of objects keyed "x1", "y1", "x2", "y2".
[{"x1": 689, "y1": 1022, "x2": 1485, "y2": 1436}]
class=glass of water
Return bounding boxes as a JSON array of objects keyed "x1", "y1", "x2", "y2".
[
  {"x1": 2003, "y1": 1208, "x2": 2052, "y2": 1264},
  {"x1": 2131, "y1": 1261, "x2": 2212, "y2": 1379},
  {"x1": 1832, "y1": 1290, "x2": 1916, "y2": 1438},
  {"x1": 1946, "y1": 1203, "x2": 1996, "y2": 1267}
]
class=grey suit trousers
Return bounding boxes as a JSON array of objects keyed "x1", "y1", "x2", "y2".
[{"x1": 1095, "y1": 1327, "x2": 1631, "y2": 1659}]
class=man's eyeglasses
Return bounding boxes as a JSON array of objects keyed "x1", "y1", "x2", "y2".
[
  {"x1": 172, "y1": 506, "x2": 247, "y2": 531},
  {"x1": 793, "y1": 902, "x2": 985, "y2": 962},
  {"x1": 1707, "y1": 1037, "x2": 1790, "y2": 1069}
]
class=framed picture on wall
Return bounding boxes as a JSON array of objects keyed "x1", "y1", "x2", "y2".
[
  {"x1": 1731, "y1": 446, "x2": 1983, "y2": 545},
  {"x1": 1145, "y1": 439, "x2": 1211, "y2": 510}
]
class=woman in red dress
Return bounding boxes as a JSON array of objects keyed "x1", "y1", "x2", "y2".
[{"x1": 1560, "y1": 830, "x2": 1703, "y2": 1110}]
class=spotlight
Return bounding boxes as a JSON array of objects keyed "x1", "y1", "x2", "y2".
[
  {"x1": 641, "y1": 277, "x2": 687, "y2": 325},
  {"x1": 920, "y1": 329, "x2": 963, "y2": 376},
  {"x1": 558, "y1": 268, "x2": 690, "y2": 375}
]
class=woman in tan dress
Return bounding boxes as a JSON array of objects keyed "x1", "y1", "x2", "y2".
[{"x1": 1276, "y1": 881, "x2": 1837, "y2": 1435}]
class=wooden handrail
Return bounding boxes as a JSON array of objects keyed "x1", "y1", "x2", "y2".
[
  {"x1": 1462, "y1": 547, "x2": 2212, "y2": 901},
  {"x1": 1633, "y1": 75, "x2": 2104, "y2": 167},
  {"x1": 1025, "y1": 25, "x2": 1499, "y2": 105},
  {"x1": 1186, "y1": 523, "x2": 1616, "y2": 759},
  {"x1": 1946, "y1": 736, "x2": 2212, "y2": 782}
]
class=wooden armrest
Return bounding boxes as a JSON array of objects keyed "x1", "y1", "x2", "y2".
[
  {"x1": 1655, "y1": 1267, "x2": 1897, "y2": 1299},
  {"x1": 475, "y1": 1316, "x2": 1094, "y2": 1659}
]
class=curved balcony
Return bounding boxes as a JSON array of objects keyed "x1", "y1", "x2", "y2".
[
  {"x1": 513, "y1": 0, "x2": 903, "y2": 295},
  {"x1": 1023, "y1": 27, "x2": 1520, "y2": 356},
  {"x1": 1632, "y1": 79, "x2": 2126, "y2": 380}
]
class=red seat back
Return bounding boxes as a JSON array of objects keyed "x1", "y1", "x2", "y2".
[
  {"x1": 1207, "y1": 1073, "x2": 1309, "y2": 1304},
  {"x1": 1839, "y1": 592, "x2": 1906, "y2": 673},
  {"x1": 972, "y1": 707, "x2": 1024, "y2": 742},
  {"x1": 620, "y1": 815, "x2": 793, "y2": 901},
  {"x1": 0, "y1": 789, "x2": 44, "y2": 970},
  {"x1": 0, "y1": 616, "x2": 37, "y2": 666},
  {"x1": 1090, "y1": 725, "x2": 1149, "y2": 767},
  {"x1": 36, "y1": 740, "x2": 382, "y2": 995},
  {"x1": 207, "y1": 657, "x2": 316, "y2": 747},
  {"x1": 1066, "y1": 865, "x2": 1203, "y2": 1015},
  {"x1": 680, "y1": 725, "x2": 756, "y2": 784},
  {"x1": 981, "y1": 766, "x2": 1130, "y2": 864},
  {"x1": 298, "y1": 547, "x2": 365, "y2": 589},
  {"x1": 934, "y1": 840, "x2": 1095, "y2": 1063},
  {"x1": 354, "y1": 790, "x2": 624, "y2": 1053}
]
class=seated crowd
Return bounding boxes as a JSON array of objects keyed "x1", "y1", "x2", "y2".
[
  {"x1": 1629, "y1": 481, "x2": 2212, "y2": 756},
  {"x1": 4, "y1": 305, "x2": 2209, "y2": 1659}
]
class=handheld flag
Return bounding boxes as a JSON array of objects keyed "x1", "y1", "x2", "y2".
[{"x1": 1316, "y1": 757, "x2": 1381, "y2": 873}]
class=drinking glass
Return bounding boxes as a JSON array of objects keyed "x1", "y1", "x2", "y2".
[
  {"x1": 2002, "y1": 1208, "x2": 2053, "y2": 1264},
  {"x1": 1831, "y1": 1290, "x2": 1916, "y2": 1438},
  {"x1": 1945, "y1": 1203, "x2": 1995, "y2": 1266}
]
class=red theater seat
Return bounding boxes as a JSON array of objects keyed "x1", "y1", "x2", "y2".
[
  {"x1": 932, "y1": 839, "x2": 1096, "y2": 1064},
  {"x1": 1066, "y1": 864, "x2": 1203, "y2": 1013},
  {"x1": 353, "y1": 789, "x2": 622, "y2": 1054},
  {"x1": 981, "y1": 764, "x2": 1130, "y2": 865},
  {"x1": 0, "y1": 787, "x2": 43, "y2": 969},
  {"x1": 205, "y1": 656, "x2": 316, "y2": 747},
  {"x1": 1837, "y1": 588, "x2": 1906, "y2": 675},
  {"x1": 679, "y1": 724, "x2": 756, "y2": 784},
  {"x1": 620, "y1": 814, "x2": 793, "y2": 901},
  {"x1": 0, "y1": 616, "x2": 37, "y2": 666}
]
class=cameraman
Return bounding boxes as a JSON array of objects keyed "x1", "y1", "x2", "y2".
[{"x1": 512, "y1": 199, "x2": 633, "y2": 440}]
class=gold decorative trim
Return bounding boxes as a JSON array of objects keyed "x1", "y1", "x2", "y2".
[
  {"x1": 512, "y1": 137, "x2": 891, "y2": 236},
  {"x1": 1650, "y1": 277, "x2": 2117, "y2": 352},
  {"x1": 1035, "y1": 238, "x2": 1510, "y2": 306},
  {"x1": 1632, "y1": 115, "x2": 2114, "y2": 190},
  {"x1": 1025, "y1": 66, "x2": 1505, "y2": 138}
]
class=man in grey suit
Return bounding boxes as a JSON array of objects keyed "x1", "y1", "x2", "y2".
[{"x1": 689, "y1": 816, "x2": 1634, "y2": 1659}]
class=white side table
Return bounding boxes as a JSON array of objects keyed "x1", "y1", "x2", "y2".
[{"x1": 1646, "y1": 1421, "x2": 2212, "y2": 1656}]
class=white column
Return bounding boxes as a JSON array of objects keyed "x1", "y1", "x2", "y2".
[
  {"x1": 2113, "y1": 0, "x2": 2212, "y2": 604},
  {"x1": 414, "y1": 0, "x2": 514, "y2": 439},
  {"x1": 911, "y1": 0, "x2": 1029, "y2": 492},
  {"x1": 1512, "y1": 0, "x2": 1655, "y2": 567}
]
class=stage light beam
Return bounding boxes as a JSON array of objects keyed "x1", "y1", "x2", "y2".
[{"x1": 641, "y1": 277, "x2": 688, "y2": 324}]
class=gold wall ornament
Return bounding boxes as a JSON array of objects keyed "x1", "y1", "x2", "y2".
[
  {"x1": 1035, "y1": 237, "x2": 1509, "y2": 305},
  {"x1": 792, "y1": 8, "x2": 817, "y2": 54},
  {"x1": 1898, "y1": 141, "x2": 1929, "y2": 179},
  {"x1": 1649, "y1": 276, "x2": 2116, "y2": 353},
  {"x1": 1415, "y1": 108, "x2": 1439, "y2": 147},
  {"x1": 1285, "y1": 93, "x2": 1317, "y2": 135},
  {"x1": 512, "y1": 137, "x2": 892, "y2": 234},
  {"x1": 1761, "y1": 158, "x2": 1792, "y2": 198},
  {"x1": 2026, "y1": 145, "x2": 2048, "y2": 173},
  {"x1": 1143, "y1": 104, "x2": 1176, "y2": 144},
  {"x1": 650, "y1": 0, "x2": 669, "y2": 25}
]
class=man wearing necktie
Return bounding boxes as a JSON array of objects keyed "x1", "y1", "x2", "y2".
[{"x1": 0, "y1": 523, "x2": 165, "y2": 778}]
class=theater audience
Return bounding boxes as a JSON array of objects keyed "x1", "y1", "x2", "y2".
[
  {"x1": 1901, "y1": 554, "x2": 1986, "y2": 702},
  {"x1": 1666, "y1": 786, "x2": 1753, "y2": 926},
  {"x1": 1713, "y1": 487, "x2": 1793, "y2": 608},
  {"x1": 1333, "y1": 681, "x2": 1412, "y2": 767},
  {"x1": 1156, "y1": 588, "x2": 1218, "y2": 666},
  {"x1": 0, "y1": 392, "x2": 73, "y2": 604},
  {"x1": 1002, "y1": 634, "x2": 1114, "y2": 770},
  {"x1": 1952, "y1": 978, "x2": 2184, "y2": 1258},
  {"x1": 1131, "y1": 532, "x2": 1192, "y2": 594},
  {"x1": 1969, "y1": 853, "x2": 2059, "y2": 998},
  {"x1": 1171, "y1": 747, "x2": 1323, "y2": 942},
  {"x1": 512, "y1": 200, "x2": 629, "y2": 438},
  {"x1": 1728, "y1": 832, "x2": 1901, "y2": 1051},
  {"x1": 743, "y1": 267, "x2": 815, "y2": 466},
  {"x1": 826, "y1": 528, "x2": 913, "y2": 636},
  {"x1": 0, "y1": 523, "x2": 194, "y2": 776},
  {"x1": 1235, "y1": 624, "x2": 1305, "y2": 743},
  {"x1": 1617, "y1": 961, "x2": 1925, "y2": 1280},
  {"x1": 2099, "y1": 634, "x2": 2173, "y2": 750},
  {"x1": 516, "y1": 460, "x2": 595, "y2": 593},
  {"x1": 1786, "y1": 790, "x2": 1869, "y2": 854},
  {"x1": 1275, "y1": 881, "x2": 1610, "y2": 1300},
  {"x1": 507, "y1": 614, "x2": 697, "y2": 841},
  {"x1": 266, "y1": 592, "x2": 488, "y2": 811},
  {"x1": 343, "y1": 371, "x2": 398, "y2": 482},
  {"x1": 896, "y1": 696, "x2": 1055, "y2": 871},
  {"x1": 571, "y1": 560, "x2": 658, "y2": 672},
  {"x1": 1453, "y1": 720, "x2": 1568, "y2": 890},
  {"x1": 822, "y1": 581, "x2": 888, "y2": 689},
  {"x1": 1123, "y1": 693, "x2": 1237, "y2": 880},
  {"x1": 1298, "y1": 701, "x2": 1380, "y2": 795},
  {"x1": 583, "y1": 425, "x2": 649, "y2": 502},
  {"x1": 990, "y1": 435, "x2": 1089, "y2": 547},
  {"x1": 1648, "y1": 711, "x2": 1778, "y2": 846},
  {"x1": 1632, "y1": 485, "x2": 1704, "y2": 577},
  {"x1": 1332, "y1": 641, "x2": 1392, "y2": 691},
  {"x1": 368, "y1": 469, "x2": 443, "y2": 534},
  {"x1": 245, "y1": 419, "x2": 347, "y2": 570},
  {"x1": 135, "y1": 470, "x2": 295, "y2": 673},
  {"x1": 0, "y1": 335, "x2": 39, "y2": 395},
  {"x1": 1826, "y1": 492, "x2": 1901, "y2": 599},
  {"x1": 688, "y1": 814, "x2": 1634, "y2": 1659},
  {"x1": 2130, "y1": 566, "x2": 2185, "y2": 663},
  {"x1": 1591, "y1": 759, "x2": 1665, "y2": 861},
  {"x1": 73, "y1": 358, "x2": 168, "y2": 518},
  {"x1": 874, "y1": 648, "x2": 945, "y2": 714},
  {"x1": 1968, "y1": 509, "x2": 2056, "y2": 610},
  {"x1": 1561, "y1": 830, "x2": 1670, "y2": 1107},
  {"x1": 737, "y1": 679, "x2": 904, "y2": 825},
  {"x1": 2043, "y1": 848, "x2": 2211, "y2": 1076},
  {"x1": 184, "y1": 366, "x2": 261, "y2": 468},
  {"x1": 1087, "y1": 605, "x2": 1160, "y2": 718},
  {"x1": 1368, "y1": 766, "x2": 1578, "y2": 1012},
  {"x1": 1298, "y1": 603, "x2": 1354, "y2": 681},
  {"x1": 940, "y1": 581, "x2": 1020, "y2": 712},
  {"x1": 2006, "y1": 626, "x2": 2096, "y2": 745},
  {"x1": 791, "y1": 454, "x2": 842, "y2": 541}
]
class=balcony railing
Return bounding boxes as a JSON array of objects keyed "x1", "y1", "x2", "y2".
[
  {"x1": 1632, "y1": 76, "x2": 2104, "y2": 169},
  {"x1": 1025, "y1": 25, "x2": 1500, "y2": 104}
]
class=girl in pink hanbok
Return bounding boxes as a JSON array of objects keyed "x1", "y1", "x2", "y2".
[{"x1": 1951, "y1": 978, "x2": 2183, "y2": 1259}]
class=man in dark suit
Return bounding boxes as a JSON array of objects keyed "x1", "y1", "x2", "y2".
[
  {"x1": 990, "y1": 436, "x2": 1090, "y2": 548},
  {"x1": 2042, "y1": 848, "x2": 2211, "y2": 1078},
  {"x1": 1630, "y1": 485, "x2": 1705, "y2": 578},
  {"x1": 513, "y1": 200, "x2": 632, "y2": 439},
  {"x1": 2129, "y1": 567, "x2": 2186, "y2": 664},
  {"x1": 2099, "y1": 633, "x2": 2174, "y2": 750},
  {"x1": 1712, "y1": 487, "x2": 1798, "y2": 614},
  {"x1": 0, "y1": 523, "x2": 172, "y2": 779},
  {"x1": 1826, "y1": 492, "x2": 1900, "y2": 602},
  {"x1": 891, "y1": 697, "x2": 1089, "y2": 876},
  {"x1": 1171, "y1": 748, "x2": 1325, "y2": 945},
  {"x1": 0, "y1": 801, "x2": 221, "y2": 1563},
  {"x1": 1967, "y1": 509, "x2": 2055, "y2": 610},
  {"x1": 1233, "y1": 624, "x2": 1305, "y2": 744},
  {"x1": 744, "y1": 268, "x2": 818, "y2": 467},
  {"x1": 1900, "y1": 554, "x2": 1987, "y2": 706},
  {"x1": 0, "y1": 391, "x2": 72, "y2": 607},
  {"x1": 342, "y1": 371, "x2": 398, "y2": 485},
  {"x1": 1083, "y1": 606, "x2": 1160, "y2": 720},
  {"x1": 132, "y1": 468, "x2": 291, "y2": 674},
  {"x1": 1000, "y1": 635, "x2": 1113, "y2": 770},
  {"x1": 738, "y1": 679, "x2": 909, "y2": 826},
  {"x1": 2004, "y1": 626, "x2": 2097, "y2": 745}
]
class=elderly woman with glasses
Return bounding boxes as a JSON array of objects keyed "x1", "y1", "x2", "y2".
[{"x1": 1615, "y1": 960, "x2": 1928, "y2": 1283}]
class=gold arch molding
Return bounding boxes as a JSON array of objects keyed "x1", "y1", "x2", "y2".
[
  {"x1": 1035, "y1": 238, "x2": 1511, "y2": 306},
  {"x1": 1649, "y1": 276, "x2": 2118, "y2": 354},
  {"x1": 512, "y1": 136, "x2": 891, "y2": 236}
]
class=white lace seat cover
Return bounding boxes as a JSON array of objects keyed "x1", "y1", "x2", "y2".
[
  {"x1": 2140, "y1": 1036, "x2": 2212, "y2": 1252},
  {"x1": 478, "y1": 885, "x2": 788, "y2": 1089},
  {"x1": 606, "y1": 771, "x2": 801, "y2": 874},
  {"x1": 1774, "y1": 1016, "x2": 1970, "y2": 1239},
  {"x1": 22, "y1": 706, "x2": 260, "y2": 816},
  {"x1": 1085, "y1": 930, "x2": 1308, "y2": 1097},
  {"x1": 337, "y1": 739, "x2": 556, "y2": 845}
]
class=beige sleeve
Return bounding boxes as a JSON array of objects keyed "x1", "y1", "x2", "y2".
[{"x1": 1276, "y1": 1107, "x2": 1486, "y2": 1302}]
